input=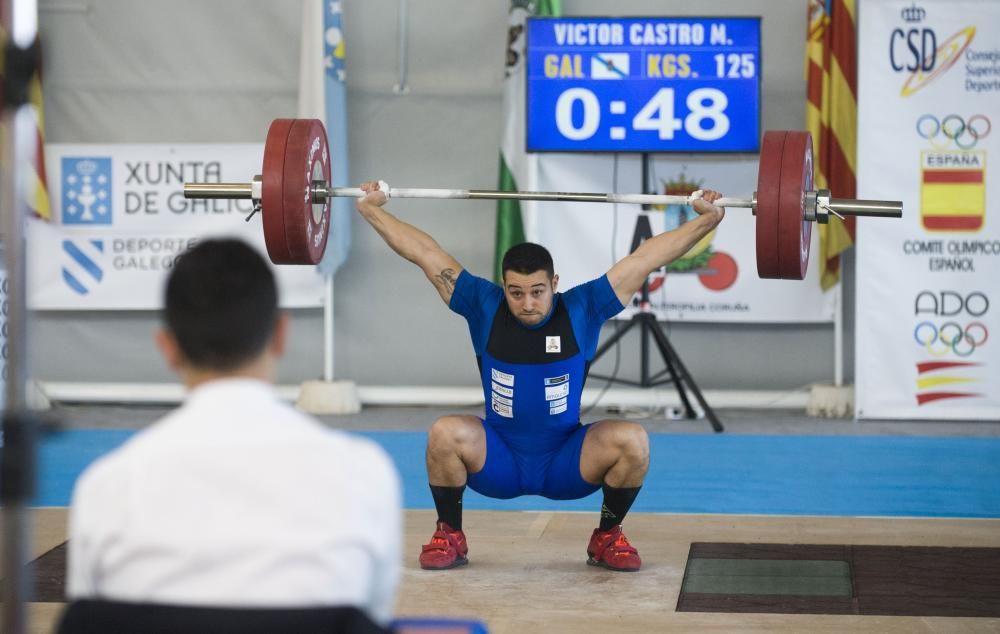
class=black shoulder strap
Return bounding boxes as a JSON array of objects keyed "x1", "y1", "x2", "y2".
[{"x1": 57, "y1": 600, "x2": 389, "y2": 634}]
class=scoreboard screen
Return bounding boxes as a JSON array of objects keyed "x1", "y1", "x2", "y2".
[{"x1": 526, "y1": 16, "x2": 762, "y2": 153}]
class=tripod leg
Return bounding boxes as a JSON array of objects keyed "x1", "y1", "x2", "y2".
[
  {"x1": 640, "y1": 316, "x2": 651, "y2": 387},
  {"x1": 591, "y1": 314, "x2": 638, "y2": 363},
  {"x1": 645, "y1": 319, "x2": 697, "y2": 417},
  {"x1": 648, "y1": 321, "x2": 725, "y2": 433}
]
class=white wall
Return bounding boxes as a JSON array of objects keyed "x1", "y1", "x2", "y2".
[{"x1": 36, "y1": 0, "x2": 853, "y2": 390}]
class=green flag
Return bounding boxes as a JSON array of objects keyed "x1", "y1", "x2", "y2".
[{"x1": 494, "y1": 0, "x2": 561, "y2": 282}]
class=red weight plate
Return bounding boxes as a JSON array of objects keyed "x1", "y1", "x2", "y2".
[
  {"x1": 281, "y1": 119, "x2": 331, "y2": 265},
  {"x1": 261, "y1": 119, "x2": 295, "y2": 264},
  {"x1": 777, "y1": 131, "x2": 813, "y2": 280},
  {"x1": 755, "y1": 131, "x2": 786, "y2": 278}
]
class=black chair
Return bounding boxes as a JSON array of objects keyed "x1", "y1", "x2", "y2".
[{"x1": 57, "y1": 600, "x2": 391, "y2": 634}]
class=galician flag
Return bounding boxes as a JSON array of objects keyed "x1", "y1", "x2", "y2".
[
  {"x1": 494, "y1": 0, "x2": 560, "y2": 282},
  {"x1": 299, "y1": 0, "x2": 351, "y2": 277}
]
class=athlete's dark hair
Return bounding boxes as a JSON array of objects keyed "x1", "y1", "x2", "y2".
[
  {"x1": 163, "y1": 238, "x2": 279, "y2": 371},
  {"x1": 501, "y1": 242, "x2": 554, "y2": 280}
]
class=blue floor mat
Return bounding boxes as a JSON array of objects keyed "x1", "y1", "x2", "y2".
[{"x1": 31, "y1": 430, "x2": 1000, "y2": 518}]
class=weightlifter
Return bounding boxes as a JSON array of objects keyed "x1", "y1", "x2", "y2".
[{"x1": 356, "y1": 180, "x2": 725, "y2": 572}]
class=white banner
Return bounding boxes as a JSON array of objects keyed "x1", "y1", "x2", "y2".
[
  {"x1": 533, "y1": 153, "x2": 835, "y2": 323},
  {"x1": 856, "y1": 0, "x2": 1000, "y2": 419},
  {"x1": 28, "y1": 144, "x2": 326, "y2": 310}
]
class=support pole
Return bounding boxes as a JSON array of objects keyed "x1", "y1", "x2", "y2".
[
  {"x1": 0, "y1": 48, "x2": 37, "y2": 634},
  {"x1": 323, "y1": 274, "x2": 334, "y2": 382},
  {"x1": 1, "y1": 4, "x2": 40, "y2": 624},
  {"x1": 834, "y1": 281, "x2": 843, "y2": 387}
]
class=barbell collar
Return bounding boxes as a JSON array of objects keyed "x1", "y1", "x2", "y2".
[
  {"x1": 805, "y1": 189, "x2": 830, "y2": 224},
  {"x1": 815, "y1": 189, "x2": 831, "y2": 224},
  {"x1": 312, "y1": 180, "x2": 328, "y2": 203}
]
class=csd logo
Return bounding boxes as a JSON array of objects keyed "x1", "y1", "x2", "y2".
[
  {"x1": 890, "y1": 27, "x2": 935, "y2": 72},
  {"x1": 886, "y1": 2, "x2": 975, "y2": 97}
]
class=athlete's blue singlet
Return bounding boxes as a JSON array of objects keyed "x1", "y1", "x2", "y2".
[{"x1": 448, "y1": 270, "x2": 625, "y2": 499}]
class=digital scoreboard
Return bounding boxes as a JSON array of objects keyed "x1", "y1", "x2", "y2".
[{"x1": 526, "y1": 17, "x2": 762, "y2": 153}]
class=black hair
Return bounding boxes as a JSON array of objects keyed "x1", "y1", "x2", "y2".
[
  {"x1": 501, "y1": 242, "x2": 554, "y2": 280},
  {"x1": 163, "y1": 238, "x2": 279, "y2": 371}
]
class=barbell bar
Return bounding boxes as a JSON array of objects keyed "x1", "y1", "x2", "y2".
[
  {"x1": 185, "y1": 181, "x2": 901, "y2": 217},
  {"x1": 183, "y1": 119, "x2": 903, "y2": 277}
]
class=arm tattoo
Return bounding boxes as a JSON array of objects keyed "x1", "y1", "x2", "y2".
[{"x1": 434, "y1": 268, "x2": 458, "y2": 293}]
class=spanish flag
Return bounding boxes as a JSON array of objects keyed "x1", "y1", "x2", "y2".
[
  {"x1": 920, "y1": 152, "x2": 986, "y2": 232},
  {"x1": 805, "y1": 0, "x2": 856, "y2": 290}
]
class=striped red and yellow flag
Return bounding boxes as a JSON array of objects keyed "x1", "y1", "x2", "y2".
[
  {"x1": 28, "y1": 65, "x2": 51, "y2": 220},
  {"x1": 0, "y1": 27, "x2": 50, "y2": 220},
  {"x1": 805, "y1": 0, "x2": 856, "y2": 290}
]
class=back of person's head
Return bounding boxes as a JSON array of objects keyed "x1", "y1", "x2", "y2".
[
  {"x1": 163, "y1": 238, "x2": 278, "y2": 371},
  {"x1": 501, "y1": 242, "x2": 554, "y2": 279}
]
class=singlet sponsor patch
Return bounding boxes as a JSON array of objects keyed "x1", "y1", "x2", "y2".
[
  {"x1": 544, "y1": 374, "x2": 569, "y2": 386},
  {"x1": 549, "y1": 401, "x2": 568, "y2": 415},
  {"x1": 491, "y1": 392, "x2": 513, "y2": 407},
  {"x1": 550, "y1": 396, "x2": 568, "y2": 409},
  {"x1": 544, "y1": 381, "x2": 570, "y2": 401},
  {"x1": 491, "y1": 382, "x2": 514, "y2": 398},
  {"x1": 545, "y1": 336, "x2": 561, "y2": 353},
  {"x1": 491, "y1": 368, "x2": 515, "y2": 387},
  {"x1": 492, "y1": 398, "x2": 513, "y2": 418}
]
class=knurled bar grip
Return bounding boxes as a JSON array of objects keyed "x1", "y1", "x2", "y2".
[
  {"x1": 329, "y1": 186, "x2": 752, "y2": 208},
  {"x1": 183, "y1": 182, "x2": 751, "y2": 207}
]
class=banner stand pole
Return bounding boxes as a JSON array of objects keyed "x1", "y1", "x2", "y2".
[{"x1": 2, "y1": 3, "x2": 42, "y2": 630}]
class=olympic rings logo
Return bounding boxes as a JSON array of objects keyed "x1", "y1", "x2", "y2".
[
  {"x1": 916, "y1": 114, "x2": 991, "y2": 149},
  {"x1": 913, "y1": 321, "x2": 989, "y2": 357}
]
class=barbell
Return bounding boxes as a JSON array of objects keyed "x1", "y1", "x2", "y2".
[{"x1": 183, "y1": 118, "x2": 902, "y2": 279}]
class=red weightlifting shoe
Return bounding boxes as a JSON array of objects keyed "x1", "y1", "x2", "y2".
[
  {"x1": 586, "y1": 525, "x2": 641, "y2": 572},
  {"x1": 419, "y1": 522, "x2": 469, "y2": 570}
]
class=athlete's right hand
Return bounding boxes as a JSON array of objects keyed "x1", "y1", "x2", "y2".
[
  {"x1": 692, "y1": 189, "x2": 725, "y2": 224},
  {"x1": 357, "y1": 180, "x2": 388, "y2": 208}
]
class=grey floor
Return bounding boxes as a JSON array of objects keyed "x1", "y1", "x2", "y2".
[{"x1": 52, "y1": 402, "x2": 1000, "y2": 437}]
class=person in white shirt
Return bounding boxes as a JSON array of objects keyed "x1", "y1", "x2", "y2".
[{"x1": 66, "y1": 238, "x2": 402, "y2": 627}]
